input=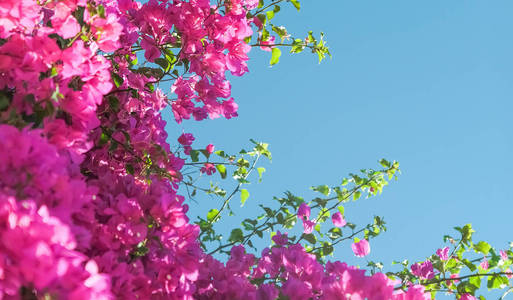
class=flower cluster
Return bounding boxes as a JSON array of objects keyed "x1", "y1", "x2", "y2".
[
  {"x1": 0, "y1": 0, "x2": 437, "y2": 299},
  {"x1": 195, "y1": 233, "x2": 430, "y2": 300}
]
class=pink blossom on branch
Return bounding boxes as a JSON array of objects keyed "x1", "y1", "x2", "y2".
[
  {"x1": 200, "y1": 163, "x2": 216, "y2": 175},
  {"x1": 411, "y1": 260, "x2": 435, "y2": 280},
  {"x1": 436, "y1": 246, "x2": 450, "y2": 261},
  {"x1": 297, "y1": 202, "x2": 311, "y2": 220},
  {"x1": 205, "y1": 143, "x2": 215, "y2": 154},
  {"x1": 460, "y1": 293, "x2": 477, "y2": 300},
  {"x1": 352, "y1": 239, "x2": 371, "y2": 257},
  {"x1": 331, "y1": 212, "x2": 346, "y2": 227}
]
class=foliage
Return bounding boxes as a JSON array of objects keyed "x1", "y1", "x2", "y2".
[{"x1": 0, "y1": 0, "x2": 510, "y2": 299}]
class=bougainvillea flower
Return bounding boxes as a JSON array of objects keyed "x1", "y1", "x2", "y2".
[
  {"x1": 436, "y1": 247, "x2": 449, "y2": 261},
  {"x1": 351, "y1": 239, "x2": 370, "y2": 257},
  {"x1": 411, "y1": 260, "x2": 435, "y2": 280},
  {"x1": 331, "y1": 212, "x2": 346, "y2": 227}
]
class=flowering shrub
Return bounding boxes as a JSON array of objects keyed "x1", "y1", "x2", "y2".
[{"x1": 0, "y1": 0, "x2": 511, "y2": 299}]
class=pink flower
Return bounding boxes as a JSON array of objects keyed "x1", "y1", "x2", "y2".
[
  {"x1": 206, "y1": 144, "x2": 215, "y2": 154},
  {"x1": 460, "y1": 293, "x2": 477, "y2": 300},
  {"x1": 52, "y1": 3, "x2": 80, "y2": 39},
  {"x1": 505, "y1": 268, "x2": 513, "y2": 279},
  {"x1": 90, "y1": 13, "x2": 123, "y2": 52},
  {"x1": 282, "y1": 277, "x2": 312, "y2": 300},
  {"x1": 200, "y1": 163, "x2": 216, "y2": 175},
  {"x1": 272, "y1": 231, "x2": 288, "y2": 246},
  {"x1": 480, "y1": 259, "x2": 489, "y2": 270},
  {"x1": 302, "y1": 219, "x2": 315, "y2": 234},
  {"x1": 500, "y1": 250, "x2": 508, "y2": 261},
  {"x1": 411, "y1": 260, "x2": 434, "y2": 280},
  {"x1": 446, "y1": 273, "x2": 460, "y2": 286},
  {"x1": 436, "y1": 247, "x2": 449, "y2": 261},
  {"x1": 184, "y1": 146, "x2": 192, "y2": 155},
  {"x1": 331, "y1": 212, "x2": 346, "y2": 227},
  {"x1": 297, "y1": 203, "x2": 310, "y2": 220},
  {"x1": 256, "y1": 284, "x2": 278, "y2": 300},
  {"x1": 244, "y1": 0, "x2": 260, "y2": 10},
  {"x1": 351, "y1": 239, "x2": 370, "y2": 257},
  {"x1": 178, "y1": 133, "x2": 195, "y2": 146},
  {"x1": 226, "y1": 41, "x2": 251, "y2": 76},
  {"x1": 259, "y1": 35, "x2": 276, "y2": 52},
  {"x1": 222, "y1": 98, "x2": 239, "y2": 119},
  {"x1": 141, "y1": 37, "x2": 160, "y2": 62}
]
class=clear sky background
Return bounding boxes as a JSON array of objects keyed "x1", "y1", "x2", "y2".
[{"x1": 163, "y1": 1, "x2": 513, "y2": 297}]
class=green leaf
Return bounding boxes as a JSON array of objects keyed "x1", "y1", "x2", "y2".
[
  {"x1": 98, "y1": 4, "x2": 106, "y2": 18},
  {"x1": 125, "y1": 164, "x2": 135, "y2": 175},
  {"x1": 455, "y1": 224, "x2": 475, "y2": 245},
  {"x1": 328, "y1": 227, "x2": 342, "y2": 240},
  {"x1": 190, "y1": 150, "x2": 199, "y2": 162},
  {"x1": 240, "y1": 189, "x2": 250, "y2": 206},
  {"x1": 155, "y1": 57, "x2": 170, "y2": 72},
  {"x1": 257, "y1": 14, "x2": 267, "y2": 26},
  {"x1": 303, "y1": 233, "x2": 317, "y2": 244},
  {"x1": 108, "y1": 96, "x2": 120, "y2": 112},
  {"x1": 487, "y1": 275, "x2": 509, "y2": 289},
  {"x1": 0, "y1": 94, "x2": 8, "y2": 111},
  {"x1": 290, "y1": 0, "x2": 300, "y2": 11},
  {"x1": 270, "y1": 48, "x2": 282, "y2": 65},
  {"x1": 469, "y1": 276, "x2": 481, "y2": 290},
  {"x1": 228, "y1": 228, "x2": 244, "y2": 243},
  {"x1": 50, "y1": 66, "x2": 58, "y2": 77},
  {"x1": 312, "y1": 184, "x2": 330, "y2": 196},
  {"x1": 379, "y1": 158, "x2": 391, "y2": 168},
  {"x1": 337, "y1": 205, "x2": 345, "y2": 215},
  {"x1": 108, "y1": 140, "x2": 118, "y2": 152},
  {"x1": 276, "y1": 213, "x2": 285, "y2": 224},
  {"x1": 266, "y1": 10, "x2": 275, "y2": 20},
  {"x1": 99, "y1": 132, "x2": 109, "y2": 146},
  {"x1": 322, "y1": 242, "x2": 334, "y2": 256},
  {"x1": 207, "y1": 209, "x2": 219, "y2": 223},
  {"x1": 146, "y1": 83, "x2": 155, "y2": 92},
  {"x1": 266, "y1": 4, "x2": 280, "y2": 20},
  {"x1": 216, "y1": 164, "x2": 227, "y2": 179},
  {"x1": 474, "y1": 241, "x2": 492, "y2": 255},
  {"x1": 257, "y1": 167, "x2": 266, "y2": 181},
  {"x1": 353, "y1": 191, "x2": 362, "y2": 201},
  {"x1": 111, "y1": 72, "x2": 124, "y2": 88},
  {"x1": 272, "y1": 25, "x2": 288, "y2": 41}
]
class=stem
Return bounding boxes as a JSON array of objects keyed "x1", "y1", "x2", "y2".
[
  {"x1": 200, "y1": 154, "x2": 261, "y2": 239},
  {"x1": 307, "y1": 226, "x2": 367, "y2": 253},
  {"x1": 208, "y1": 167, "x2": 395, "y2": 255},
  {"x1": 295, "y1": 169, "x2": 390, "y2": 245},
  {"x1": 253, "y1": 0, "x2": 285, "y2": 15},
  {"x1": 394, "y1": 272, "x2": 513, "y2": 291}
]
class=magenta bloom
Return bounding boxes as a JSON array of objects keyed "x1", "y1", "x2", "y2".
[
  {"x1": 297, "y1": 203, "x2": 311, "y2": 220},
  {"x1": 480, "y1": 259, "x2": 489, "y2": 270},
  {"x1": 500, "y1": 250, "x2": 509, "y2": 261},
  {"x1": 302, "y1": 220, "x2": 315, "y2": 234},
  {"x1": 460, "y1": 293, "x2": 477, "y2": 300},
  {"x1": 351, "y1": 239, "x2": 370, "y2": 257},
  {"x1": 436, "y1": 246, "x2": 449, "y2": 261},
  {"x1": 272, "y1": 231, "x2": 288, "y2": 246},
  {"x1": 178, "y1": 133, "x2": 195, "y2": 146},
  {"x1": 331, "y1": 212, "x2": 346, "y2": 227},
  {"x1": 411, "y1": 260, "x2": 435, "y2": 280},
  {"x1": 206, "y1": 144, "x2": 215, "y2": 154},
  {"x1": 200, "y1": 163, "x2": 216, "y2": 175}
]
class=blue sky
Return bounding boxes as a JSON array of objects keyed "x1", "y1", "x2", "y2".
[{"x1": 164, "y1": 1, "x2": 513, "y2": 296}]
